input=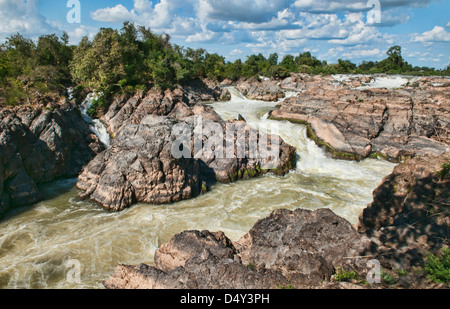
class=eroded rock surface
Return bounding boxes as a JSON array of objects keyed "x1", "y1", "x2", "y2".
[
  {"x1": 104, "y1": 208, "x2": 370, "y2": 289},
  {"x1": 77, "y1": 86, "x2": 297, "y2": 211},
  {"x1": 271, "y1": 74, "x2": 449, "y2": 161},
  {"x1": 358, "y1": 154, "x2": 450, "y2": 271},
  {"x1": 0, "y1": 100, "x2": 102, "y2": 216}
]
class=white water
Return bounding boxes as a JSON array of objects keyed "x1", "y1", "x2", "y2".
[
  {"x1": 0, "y1": 88, "x2": 396, "y2": 289},
  {"x1": 356, "y1": 76, "x2": 409, "y2": 90},
  {"x1": 80, "y1": 93, "x2": 111, "y2": 148},
  {"x1": 332, "y1": 74, "x2": 410, "y2": 90}
]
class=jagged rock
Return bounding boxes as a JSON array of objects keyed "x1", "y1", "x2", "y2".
[
  {"x1": 236, "y1": 78, "x2": 285, "y2": 102},
  {"x1": 77, "y1": 87, "x2": 297, "y2": 211},
  {"x1": 235, "y1": 208, "x2": 369, "y2": 287},
  {"x1": 358, "y1": 153, "x2": 450, "y2": 270},
  {"x1": 0, "y1": 100, "x2": 102, "y2": 216},
  {"x1": 104, "y1": 208, "x2": 370, "y2": 289}
]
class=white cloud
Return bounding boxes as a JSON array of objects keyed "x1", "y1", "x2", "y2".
[
  {"x1": 90, "y1": 4, "x2": 138, "y2": 23},
  {"x1": 446, "y1": 21, "x2": 450, "y2": 28},
  {"x1": 0, "y1": 0, "x2": 56, "y2": 37},
  {"x1": 228, "y1": 48, "x2": 243, "y2": 56},
  {"x1": 411, "y1": 26, "x2": 450, "y2": 43},
  {"x1": 67, "y1": 25, "x2": 99, "y2": 44},
  {"x1": 197, "y1": 0, "x2": 292, "y2": 23},
  {"x1": 341, "y1": 48, "x2": 382, "y2": 58}
]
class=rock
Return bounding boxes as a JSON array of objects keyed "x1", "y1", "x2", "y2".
[
  {"x1": 271, "y1": 75, "x2": 450, "y2": 161},
  {"x1": 235, "y1": 208, "x2": 368, "y2": 287},
  {"x1": 104, "y1": 208, "x2": 370, "y2": 289},
  {"x1": 235, "y1": 78, "x2": 285, "y2": 102},
  {"x1": 77, "y1": 86, "x2": 297, "y2": 211},
  {"x1": 358, "y1": 153, "x2": 450, "y2": 270},
  {"x1": 0, "y1": 102, "x2": 102, "y2": 216}
]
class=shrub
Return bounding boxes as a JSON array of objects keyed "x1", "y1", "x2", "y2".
[{"x1": 425, "y1": 247, "x2": 450, "y2": 284}]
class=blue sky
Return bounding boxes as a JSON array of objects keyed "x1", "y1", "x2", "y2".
[{"x1": 1, "y1": 0, "x2": 449, "y2": 69}]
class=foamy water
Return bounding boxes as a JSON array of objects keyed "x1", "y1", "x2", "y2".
[
  {"x1": 0, "y1": 88, "x2": 396, "y2": 289},
  {"x1": 80, "y1": 93, "x2": 111, "y2": 148}
]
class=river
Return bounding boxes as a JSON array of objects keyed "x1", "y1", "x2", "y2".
[{"x1": 0, "y1": 88, "x2": 396, "y2": 289}]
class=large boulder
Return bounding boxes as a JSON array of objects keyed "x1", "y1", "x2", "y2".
[
  {"x1": 358, "y1": 153, "x2": 450, "y2": 270},
  {"x1": 77, "y1": 86, "x2": 297, "y2": 211},
  {"x1": 235, "y1": 208, "x2": 368, "y2": 286},
  {"x1": 236, "y1": 78, "x2": 285, "y2": 102}
]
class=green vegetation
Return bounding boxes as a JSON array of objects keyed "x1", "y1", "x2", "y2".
[
  {"x1": 425, "y1": 247, "x2": 450, "y2": 284},
  {"x1": 0, "y1": 32, "x2": 72, "y2": 105},
  {"x1": 332, "y1": 267, "x2": 360, "y2": 282},
  {"x1": 436, "y1": 160, "x2": 450, "y2": 180},
  {"x1": 1, "y1": 23, "x2": 449, "y2": 109}
]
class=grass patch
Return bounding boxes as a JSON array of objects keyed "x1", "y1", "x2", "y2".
[{"x1": 332, "y1": 267, "x2": 360, "y2": 283}]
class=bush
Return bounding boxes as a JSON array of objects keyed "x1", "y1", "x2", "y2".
[{"x1": 425, "y1": 247, "x2": 450, "y2": 284}]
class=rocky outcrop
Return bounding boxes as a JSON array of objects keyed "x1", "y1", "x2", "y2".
[
  {"x1": 0, "y1": 100, "x2": 103, "y2": 217},
  {"x1": 358, "y1": 154, "x2": 450, "y2": 271},
  {"x1": 104, "y1": 208, "x2": 370, "y2": 289},
  {"x1": 271, "y1": 74, "x2": 449, "y2": 161},
  {"x1": 77, "y1": 86, "x2": 297, "y2": 212},
  {"x1": 235, "y1": 78, "x2": 285, "y2": 102}
]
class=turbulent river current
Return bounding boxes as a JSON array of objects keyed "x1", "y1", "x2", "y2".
[{"x1": 0, "y1": 88, "x2": 396, "y2": 289}]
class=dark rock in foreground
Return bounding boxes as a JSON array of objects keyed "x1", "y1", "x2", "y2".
[
  {"x1": 358, "y1": 154, "x2": 450, "y2": 272},
  {"x1": 0, "y1": 100, "x2": 103, "y2": 217},
  {"x1": 104, "y1": 208, "x2": 369, "y2": 289}
]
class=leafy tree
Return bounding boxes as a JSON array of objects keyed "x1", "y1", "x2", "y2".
[{"x1": 280, "y1": 55, "x2": 298, "y2": 73}]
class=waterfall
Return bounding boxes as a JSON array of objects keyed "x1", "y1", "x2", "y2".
[{"x1": 80, "y1": 93, "x2": 111, "y2": 148}]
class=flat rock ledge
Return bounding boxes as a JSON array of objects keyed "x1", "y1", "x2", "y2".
[{"x1": 270, "y1": 74, "x2": 449, "y2": 162}]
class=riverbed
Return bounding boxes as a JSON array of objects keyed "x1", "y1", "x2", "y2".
[{"x1": 0, "y1": 88, "x2": 396, "y2": 289}]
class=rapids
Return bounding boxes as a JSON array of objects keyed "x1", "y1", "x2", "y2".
[{"x1": 0, "y1": 88, "x2": 396, "y2": 289}]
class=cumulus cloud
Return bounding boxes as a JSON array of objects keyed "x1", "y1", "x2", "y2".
[
  {"x1": 341, "y1": 48, "x2": 382, "y2": 59},
  {"x1": 0, "y1": 0, "x2": 57, "y2": 37},
  {"x1": 197, "y1": 0, "x2": 292, "y2": 23},
  {"x1": 90, "y1": 4, "x2": 138, "y2": 23},
  {"x1": 411, "y1": 26, "x2": 450, "y2": 43}
]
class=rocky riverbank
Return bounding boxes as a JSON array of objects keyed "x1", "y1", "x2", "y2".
[
  {"x1": 0, "y1": 99, "x2": 103, "y2": 217},
  {"x1": 268, "y1": 74, "x2": 449, "y2": 162},
  {"x1": 104, "y1": 153, "x2": 449, "y2": 289}
]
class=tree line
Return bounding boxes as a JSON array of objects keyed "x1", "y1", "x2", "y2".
[{"x1": 1, "y1": 22, "x2": 449, "y2": 108}]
